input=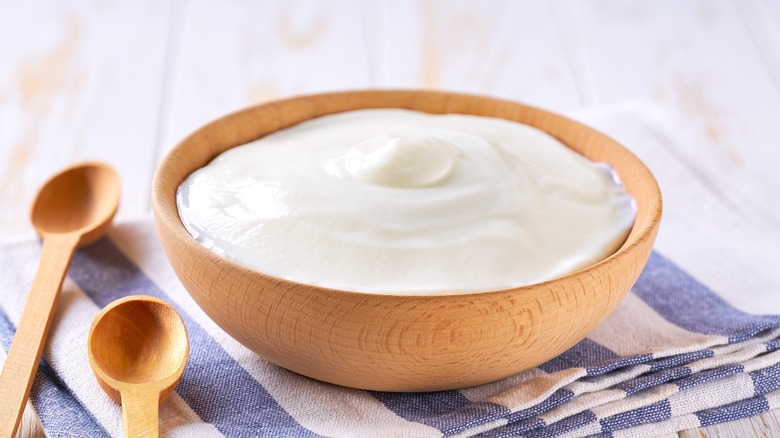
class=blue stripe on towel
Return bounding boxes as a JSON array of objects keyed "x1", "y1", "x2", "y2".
[
  {"x1": 766, "y1": 339, "x2": 780, "y2": 352},
  {"x1": 370, "y1": 390, "x2": 509, "y2": 436},
  {"x1": 69, "y1": 238, "x2": 320, "y2": 437},
  {"x1": 648, "y1": 349, "x2": 713, "y2": 372},
  {"x1": 633, "y1": 252, "x2": 780, "y2": 342},
  {"x1": 478, "y1": 416, "x2": 546, "y2": 438},
  {"x1": 675, "y1": 364, "x2": 744, "y2": 390},
  {"x1": 613, "y1": 366, "x2": 691, "y2": 395},
  {"x1": 584, "y1": 354, "x2": 654, "y2": 376},
  {"x1": 506, "y1": 389, "x2": 576, "y2": 423},
  {"x1": 749, "y1": 362, "x2": 780, "y2": 396},
  {"x1": 695, "y1": 394, "x2": 769, "y2": 427},
  {"x1": 0, "y1": 308, "x2": 108, "y2": 437},
  {"x1": 527, "y1": 410, "x2": 597, "y2": 438},
  {"x1": 599, "y1": 400, "x2": 672, "y2": 432},
  {"x1": 538, "y1": 339, "x2": 618, "y2": 374}
]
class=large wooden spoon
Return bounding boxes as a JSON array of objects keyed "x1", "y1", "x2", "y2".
[
  {"x1": 88, "y1": 295, "x2": 189, "y2": 438},
  {"x1": 0, "y1": 162, "x2": 119, "y2": 438}
]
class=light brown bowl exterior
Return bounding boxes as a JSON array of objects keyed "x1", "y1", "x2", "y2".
[{"x1": 152, "y1": 90, "x2": 662, "y2": 392}]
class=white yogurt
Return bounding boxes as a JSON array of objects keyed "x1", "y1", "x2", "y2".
[{"x1": 177, "y1": 109, "x2": 636, "y2": 295}]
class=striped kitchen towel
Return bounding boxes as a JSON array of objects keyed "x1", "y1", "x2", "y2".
[{"x1": 3, "y1": 104, "x2": 780, "y2": 437}]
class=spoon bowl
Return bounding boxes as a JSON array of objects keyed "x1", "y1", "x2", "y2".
[
  {"x1": 31, "y1": 161, "x2": 120, "y2": 246},
  {"x1": 89, "y1": 295, "x2": 189, "y2": 437}
]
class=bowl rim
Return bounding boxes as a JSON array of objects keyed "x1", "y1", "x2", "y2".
[{"x1": 152, "y1": 89, "x2": 662, "y2": 300}]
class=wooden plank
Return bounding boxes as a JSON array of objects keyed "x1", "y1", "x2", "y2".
[
  {"x1": 158, "y1": 0, "x2": 372, "y2": 163},
  {"x1": 0, "y1": 0, "x2": 172, "y2": 237},
  {"x1": 551, "y1": 0, "x2": 780, "y2": 236},
  {"x1": 366, "y1": 0, "x2": 582, "y2": 111}
]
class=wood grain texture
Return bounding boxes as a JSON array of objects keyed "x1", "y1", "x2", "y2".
[
  {"x1": 0, "y1": 162, "x2": 118, "y2": 438},
  {"x1": 152, "y1": 90, "x2": 662, "y2": 391},
  {"x1": 0, "y1": 0, "x2": 172, "y2": 238},
  {"x1": 88, "y1": 295, "x2": 189, "y2": 438}
]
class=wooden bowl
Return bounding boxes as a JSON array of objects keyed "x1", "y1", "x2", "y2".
[{"x1": 152, "y1": 90, "x2": 662, "y2": 392}]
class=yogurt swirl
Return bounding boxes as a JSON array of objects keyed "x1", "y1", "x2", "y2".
[{"x1": 326, "y1": 133, "x2": 461, "y2": 188}]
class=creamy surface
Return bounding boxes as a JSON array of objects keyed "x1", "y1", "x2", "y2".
[{"x1": 177, "y1": 109, "x2": 636, "y2": 295}]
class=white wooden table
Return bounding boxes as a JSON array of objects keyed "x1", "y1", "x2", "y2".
[{"x1": 1, "y1": 1, "x2": 779, "y2": 436}]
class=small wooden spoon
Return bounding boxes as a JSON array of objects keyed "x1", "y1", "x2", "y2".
[
  {"x1": 88, "y1": 295, "x2": 189, "y2": 438},
  {"x1": 0, "y1": 162, "x2": 120, "y2": 438}
]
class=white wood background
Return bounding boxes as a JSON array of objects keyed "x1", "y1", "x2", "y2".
[{"x1": 1, "y1": 0, "x2": 779, "y2": 436}]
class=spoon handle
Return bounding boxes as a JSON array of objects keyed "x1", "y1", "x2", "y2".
[
  {"x1": 121, "y1": 388, "x2": 160, "y2": 438},
  {"x1": 0, "y1": 234, "x2": 79, "y2": 438}
]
